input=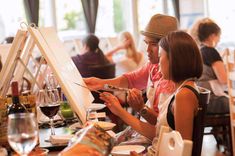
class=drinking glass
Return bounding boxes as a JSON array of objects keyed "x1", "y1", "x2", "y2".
[
  {"x1": 38, "y1": 89, "x2": 60, "y2": 136},
  {"x1": 8, "y1": 113, "x2": 38, "y2": 156}
]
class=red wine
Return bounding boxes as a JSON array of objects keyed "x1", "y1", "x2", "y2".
[
  {"x1": 40, "y1": 104, "x2": 60, "y2": 118},
  {"x1": 8, "y1": 81, "x2": 27, "y2": 115}
]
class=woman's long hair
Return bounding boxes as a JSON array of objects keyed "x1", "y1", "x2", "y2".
[{"x1": 119, "y1": 31, "x2": 140, "y2": 64}]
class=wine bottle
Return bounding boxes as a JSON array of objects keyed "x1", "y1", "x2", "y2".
[{"x1": 7, "y1": 81, "x2": 27, "y2": 115}]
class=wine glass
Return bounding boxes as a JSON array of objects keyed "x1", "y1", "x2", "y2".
[
  {"x1": 8, "y1": 113, "x2": 38, "y2": 156},
  {"x1": 38, "y1": 89, "x2": 60, "y2": 136}
]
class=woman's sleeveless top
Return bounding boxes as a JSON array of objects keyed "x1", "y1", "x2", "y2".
[{"x1": 166, "y1": 85, "x2": 199, "y2": 130}]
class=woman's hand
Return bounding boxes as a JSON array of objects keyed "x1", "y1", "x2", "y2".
[
  {"x1": 127, "y1": 88, "x2": 145, "y2": 112},
  {"x1": 118, "y1": 39, "x2": 131, "y2": 49},
  {"x1": 83, "y1": 77, "x2": 104, "y2": 90},
  {"x1": 99, "y1": 92, "x2": 124, "y2": 116}
]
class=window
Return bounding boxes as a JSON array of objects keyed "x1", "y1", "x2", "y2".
[
  {"x1": 54, "y1": 0, "x2": 86, "y2": 40},
  {"x1": 96, "y1": 0, "x2": 126, "y2": 37},
  {"x1": 138, "y1": 0, "x2": 164, "y2": 31},
  {"x1": 0, "y1": 0, "x2": 25, "y2": 41},
  {"x1": 206, "y1": 0, "x2": 235, "y2": 46}
]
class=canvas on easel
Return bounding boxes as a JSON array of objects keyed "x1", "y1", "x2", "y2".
[
  {"x1": 28, "y1": 26, "x2": 94, "y2": 124},
  {"x1": 0, "y1": 29, "x2": 28, "y2": 96},
  {"x1": 0, "y1": 26, "x2": 94, "y2": 124}
]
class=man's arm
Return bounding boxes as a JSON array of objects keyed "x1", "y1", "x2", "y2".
[{"x1": 83, "y1": 75, "x2": 129, "y2": 90}]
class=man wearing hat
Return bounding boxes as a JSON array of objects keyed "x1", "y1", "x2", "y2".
[{"x1": 84, "y1": 14, "x2": 178, "y2": 125}]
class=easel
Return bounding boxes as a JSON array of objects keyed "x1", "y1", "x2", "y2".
[{"x1": 0, "y1": 24, "x2": 93, "y2": 124}]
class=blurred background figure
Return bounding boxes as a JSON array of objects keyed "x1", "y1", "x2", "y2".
[
  {"x1": 72, "y1": 34, "x2": 111, "y2": 78},
  {"x1": 196, "y1": 19, "x2": 229, "y2": 114},
  {"x1": 106, "y1": 31, "x2": 147, "y2": 76},
  {"x1": 188, "y1": 18, "x2": 213, "y2": 46},
  {"x1": 1, "y1": 36, "x2": 14, "y2": 44},
  {"x1": 196, "y1": 19, "x2": 230, "y2": 149}
]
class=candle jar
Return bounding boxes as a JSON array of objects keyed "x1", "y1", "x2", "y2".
[{"x1": 60, "y1": 101, "x2": 74, "y2": 119}]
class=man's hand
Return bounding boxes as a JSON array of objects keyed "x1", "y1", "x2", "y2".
[
  {"x1": 83, "y1": 77, "x2": 104, "y2": 90},
  {"x1": 127, "y1": 88, "x2": 145, "y2": 112}
]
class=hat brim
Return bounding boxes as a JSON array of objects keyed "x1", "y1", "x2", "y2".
[{"x1": 140, "y1": 30, "x2": 164, "y2": 39}]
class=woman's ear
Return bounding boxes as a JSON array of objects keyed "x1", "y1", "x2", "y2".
[{"x1": 210, "y1": 33, "x2": 220, "y2": 47}]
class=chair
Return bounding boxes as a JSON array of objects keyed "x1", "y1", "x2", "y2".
[
  {"x1": 225, "y1": 48, "x2": 235, "y2": 155},
  {"x1": 88, "y1": 63, "x2": 116, "y2": 79},
  {"x1": 155, "y1": 126, "x2": 193, "y2": 156},
  {"x1": 192, "y1": 86, "x2": 210, "y2": 156},
  {"x1": 87, "y1": 63, "x2": 116, "y2": 104},
  {"x1": 202, "y1": 48, "x2": 233, "y2": 155}
]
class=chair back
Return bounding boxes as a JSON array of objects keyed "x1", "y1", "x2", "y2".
[
  {"x1": 88, "y1": 63, "x2": 116, "y2": 79},
  {"x1": 158, "y1": 126, "x2": 193, "y2": 156},
  {"x1": 88, "y1": 63, "x2": 116, "y2": 103},
  {"x1": 192, "y1": 86, "x2": 210, "y2": 156},
  {"x1": 225, "y1": 48, "x2": 235, "y2": 155}
]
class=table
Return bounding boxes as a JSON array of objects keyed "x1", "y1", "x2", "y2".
[{"x1": 39, "y1": 127, "x2": 73, "y2": 155}]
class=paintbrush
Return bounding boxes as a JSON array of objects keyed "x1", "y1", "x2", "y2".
[{"x1": 73, "y1": 82, "x2": 102, "y2": 94}]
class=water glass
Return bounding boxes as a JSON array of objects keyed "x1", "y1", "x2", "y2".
[{"x1": 8, "y1": 113, "x2": 38, "y2": 156}]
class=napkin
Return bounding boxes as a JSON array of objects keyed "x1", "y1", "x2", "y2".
[{"x1": 50, "y1": 134, "x2": 74, "y2": 145}]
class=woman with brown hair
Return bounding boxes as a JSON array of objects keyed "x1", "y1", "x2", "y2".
[
  {"x1": 72, "y1": 34, "x2": 110, "y2": 78},
  {"x1": 197, "y1": 20, "x2": 229, "y2": 115},
  {"x1": 100, "y1": 31, "x2": 203, "y2": 141}
]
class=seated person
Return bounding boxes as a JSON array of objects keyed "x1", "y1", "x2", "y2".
[
  {"x1": 196, "y1": 19, "x2": 229, "y2": 115},
  {"x1": 106, "y1": 31, "x2": 147, "y2": 76},
  {"x1": 100, "y1": 31, "x2": 203, "y2": 145},
  {"x1": 196, "y1": 19, "x2": 229, "y2": 149},
  {"x1": 84, "y1": 14, "x2": 178, "y2": 145},
  {"x1": 72, "y1": 34, "x2": 111, "y2": 78},
  {"x1": 1, "y1": 36, "x2": 14, "y2": 44}
]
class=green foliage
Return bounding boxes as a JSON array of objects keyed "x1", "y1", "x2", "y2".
[
  {"x1": 64, "y1": 11, "x2": 80, "y2": 30},
  {"x1": 113, "y1": 0, "x2": 124, "y2": 33}
]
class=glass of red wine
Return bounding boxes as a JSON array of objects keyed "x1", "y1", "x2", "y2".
[{"x1": 38, "y1": 89, "x2": 60, "y2": 136}]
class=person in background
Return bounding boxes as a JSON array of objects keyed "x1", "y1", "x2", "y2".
[
  {"x1": 100, "y1": 30, "x2": 203, "y2": 142},
  {"x1": 84, "y1": 14, "x2": 177, "y2": 146},
  {"x1": 106, "y1": 31, "x2": 147, "y2": 76},
  {"x1": 196, "y1": 19, "x2": 229, "y2": 148},
  {"x1": 1, "y1": 36, "x2": 14, "y2": 44},
  {"x1": 196, "y1": 20, "x2": 229, "y2": 114},
  {"x1": 188, "y1": 18, "x2": 213, "y2": 46},
  {"x1": 72, "y1": 34, "x2": 111, "y2": 78}
]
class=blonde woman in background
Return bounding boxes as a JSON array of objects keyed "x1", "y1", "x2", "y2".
[
  {"x1": 188, "y1": 18, "x2": 213, "y2": 46},
  {"x1": 106, "y1": 31, "x2": 147, "y2": 76}
]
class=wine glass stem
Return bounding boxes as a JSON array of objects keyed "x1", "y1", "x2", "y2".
[{"x1": 50, "y1": 118, "x2": 55, "y2": 135}]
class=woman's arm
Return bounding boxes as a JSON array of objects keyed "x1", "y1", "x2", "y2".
[
  {"x1": 174, "y1": 87, "x2": 198, "y2": 140},
  {"x1": 105, "y1": 40, "x2": 131, "y2": 57},
  {"x1": 100, "y1": 92, "x2": 156, "y2": 140},
  {"x1": 212, "y1": 61, "x2": 227, "y2": 84}
]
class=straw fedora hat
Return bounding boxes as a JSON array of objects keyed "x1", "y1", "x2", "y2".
[{"x1": 140, "y1": 14, "x2": 178, "y2": 39}]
